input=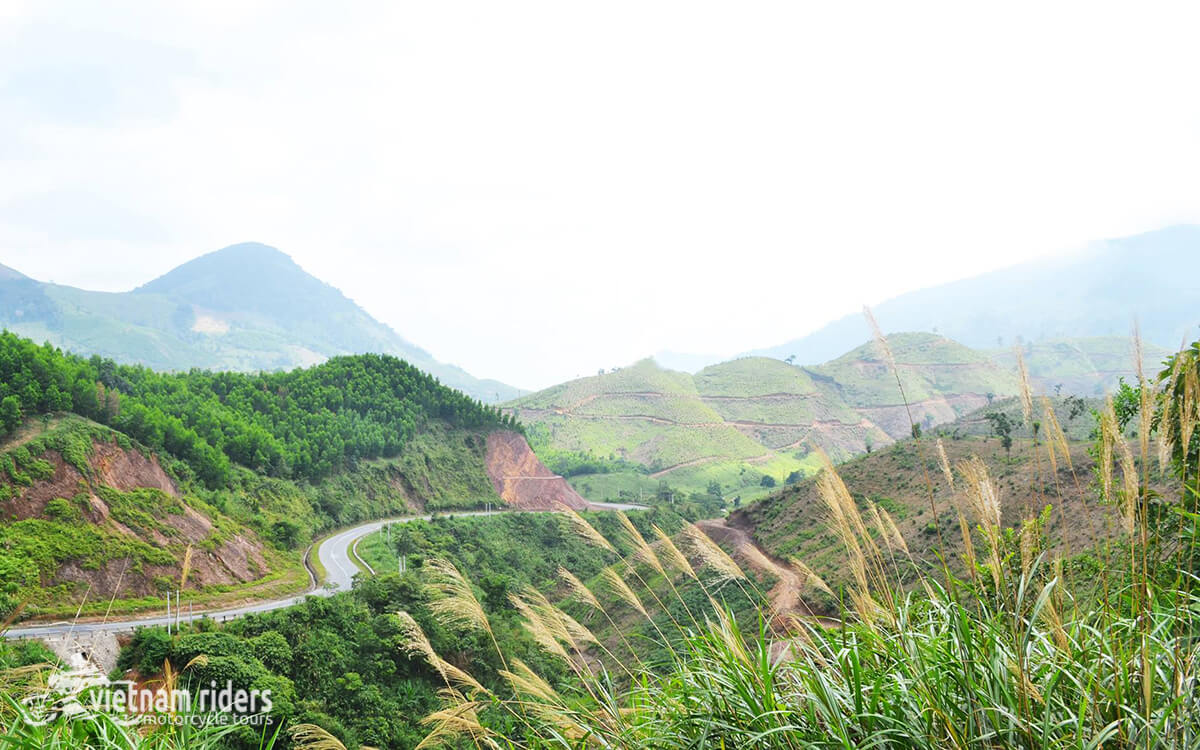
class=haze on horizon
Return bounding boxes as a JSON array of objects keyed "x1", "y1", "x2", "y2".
[{"x1": 2, "y1": 1, "x2": 1199, "y2": 389}]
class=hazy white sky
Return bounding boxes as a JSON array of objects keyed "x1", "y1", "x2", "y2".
[{"x1": 2, "y1": 1, "x2": 1199, "y2": 389}]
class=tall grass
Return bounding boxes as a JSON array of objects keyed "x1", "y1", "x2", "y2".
[{"x1": 400, "y1": 331, "x2": 1200, "y2": 749}]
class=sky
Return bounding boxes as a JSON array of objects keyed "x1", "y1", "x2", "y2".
[{"x1": 2, "y1": 2, "x2": 1199, "y2": 390}]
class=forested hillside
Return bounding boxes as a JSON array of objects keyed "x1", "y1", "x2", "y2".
[
  {"x1": 0, "y1": 330, "x2": 515, "y2": 485},
  {"x1": 0, "y1": 331, "x2": 519, "y2": 617}
]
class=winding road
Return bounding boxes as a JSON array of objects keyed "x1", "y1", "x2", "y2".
[{"x1": 5, "y1": 503, "x2": 641, "y2": 639}]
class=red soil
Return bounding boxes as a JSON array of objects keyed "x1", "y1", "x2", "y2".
[{"x1": 484, "y1": 431, "x2": 590, "y2": 511}]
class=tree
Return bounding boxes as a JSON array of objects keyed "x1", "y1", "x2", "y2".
[
  {"x1": 656, "y1": 480, "x2": 673, "y2": 504},
  {"x1": 1064, "y1": 395, "x2": 1087, "y2": 424},
  {"x1": 760, "y1": 475, "x2": 776, "y2": 488},
  {"x1": 985, "y1": 411, "x2": 1014, "y2": 459},
  {"x1": 1112, "y1": 377, "x2": 1141, "y2": 431},
  {"x1": 0, "y1": 396, "x2": 20, "y2": 434},
  {"x1": 705, "y1": 480, "x2": 722, "y2": 498},
  {"x1": 784, "y1": 355, "x2": 796, "y2": 365},
  {"x1": 785, "y1": 470, "x2": 803, "y2": 485}
]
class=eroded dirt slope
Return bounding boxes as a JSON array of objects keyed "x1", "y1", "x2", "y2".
[
  {"x1": 5, "y1": 440, "x2": 269, "y2": 600},
  {"x1": 485, "y1": 431, "x2": 590, "y2": 511}
]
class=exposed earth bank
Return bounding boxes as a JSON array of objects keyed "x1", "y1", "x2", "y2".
[
  {"x1": 484, "y1": 430, "x2": 590, "y2": 510},
  {"x1": 5, "y1": 438, "x2": 269, "y2": 600}
]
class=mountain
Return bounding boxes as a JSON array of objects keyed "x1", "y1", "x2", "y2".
[
  {"x1": 808, "y1": 332, "x2": 1018, "y2": 437},
  {"x1": 0, "y1": 243, "x2": 519, "y2": 402},
  {"x1": 750, "y1": 225, "x2": 1200, "y2": 365},
  {"x1": 506, "y1": 333, "x2": 1024, "y2": 504}
]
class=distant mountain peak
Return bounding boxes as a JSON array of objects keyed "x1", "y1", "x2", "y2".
[
  {"x1": 136, "y1": 242, "x2": 312, "y2": 296},
  {"x1": 748, "y1": 224, "x2": 1200, "y2": 365},
  {"x1": 199, "y1": 241, "x2": 297, "y2": 264},
  {"x1": 0, "y1": 242, "x2": 520, "y2": 402},
  {"x1": 0, "y1": 262, "x2": 29, "y2": 281}
]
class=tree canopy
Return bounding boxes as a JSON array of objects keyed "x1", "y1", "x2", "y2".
[{"x1": 0, "y1": 330, "x2": 516, "y2": 487}]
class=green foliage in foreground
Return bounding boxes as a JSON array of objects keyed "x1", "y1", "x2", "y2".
[
  {"x1": 389, "y1": 339, "x2": 1200, "y2": 749},
  {"x1": 106, "y1": 507, "x2": 709, "y2": 749}
]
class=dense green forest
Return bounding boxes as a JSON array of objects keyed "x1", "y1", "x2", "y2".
[{"x1": 0, "y1": 330, "x2": 516, "y2": 487}]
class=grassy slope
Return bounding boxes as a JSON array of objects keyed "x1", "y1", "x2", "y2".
[
  {"x1": 809, "y1": 332, "x2": 1018, "y2": 407},
  {"x1": 508, "y1": 335, "x2": 1025, "y2": 504},
  {"x1": 511, "y1": 359, "x2": 802, "y2": 502},
  {"x1": 733, "y1": 391, "x2": 1155, "y2": 604}
]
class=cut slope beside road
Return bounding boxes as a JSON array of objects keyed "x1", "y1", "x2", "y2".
[{"x1": 5, "y1": 502, "x2": 643, "y2": 639}]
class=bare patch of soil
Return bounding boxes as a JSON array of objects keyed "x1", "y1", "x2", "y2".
[
  {"x1": 484, "y1": 431, "x2": 590, "y2": 511},
  {"x1": 6, "y1": 439, "x2": 270, "y2": 601}
]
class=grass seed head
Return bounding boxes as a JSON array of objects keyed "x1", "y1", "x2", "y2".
[
  {"x1": 652, "y1": 523, "x2": 697, "y2": 580},
  {"x1": 425, "y1": 558, "x2": 492, "y2": 635},
  {"x1": 617, "y1": 511, "x2": 665, "y2": 576},
  {"x1": 681, "y1": 524, "x2": 746, "y2": 584},
  {"x1": 601, "y1": 567, "x2": 649, "y2": 618},
  {"x1": 557, "y1": 503, "x2": 617, "y2": 554},
  {"x1": 936, "y1": 438, "x2": 955, "y2": 491},
  {"x1": 1015, "y1": 345, "x2": 1034, "y2": 425},
  {"x1": 558, "y1": 566, "x2": 602, "y2": 610}
]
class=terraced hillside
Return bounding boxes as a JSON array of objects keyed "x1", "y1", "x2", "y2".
[
  {"x1": 986, "y1": 336, "x2": 1171, "y2": 395},
  {"x1": 508, "y1": 359, "x2": 802, "y2": 502},
  {"x1": 810, "y1": 332, "x2": 1019, "y2": 437},
  {"x1": 506, "y1": 333, "x2": 1022, "y2": 503},
  {"x1": 694, "y1": 357, "x2": 889, "y2": 459}
]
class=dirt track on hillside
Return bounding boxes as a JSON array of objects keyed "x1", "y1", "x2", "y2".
[{"x1": 695, "y1": 518, "x2": 829, "y2": 626}]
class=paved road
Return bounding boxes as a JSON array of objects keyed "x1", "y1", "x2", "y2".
[{"x1": 5, "y1": 502, "x2": 642, "y2": 639}]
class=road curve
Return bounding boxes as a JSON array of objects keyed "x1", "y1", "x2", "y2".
[{"x1": 5, "y1": 502, "x2": 643, "y2": 639}]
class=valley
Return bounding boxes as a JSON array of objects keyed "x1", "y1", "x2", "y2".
[{"x1": 0, "y1": 230, "x2": 1195, "y2": 749}]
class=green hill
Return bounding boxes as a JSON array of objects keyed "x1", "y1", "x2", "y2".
[
  {"x1": 731, "y1": 401, "x2": 1115, "y2": 591},
  {"x1": 0, "y1": 243, "x2": 519, "y2": 403},
  {"x1": 809, "y1": 332, "x2": 1019, "y2": 437},
  {"x1": 694, "y1": 356, "x2": 888, "y2": 458},
  {"x1": 506, "y1": 334, "x2": 1022, "y2": 504}
]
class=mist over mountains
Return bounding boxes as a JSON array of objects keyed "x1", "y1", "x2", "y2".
[{"x1": 749, "y1": 225, "x2": 1200, "y2": 365}]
